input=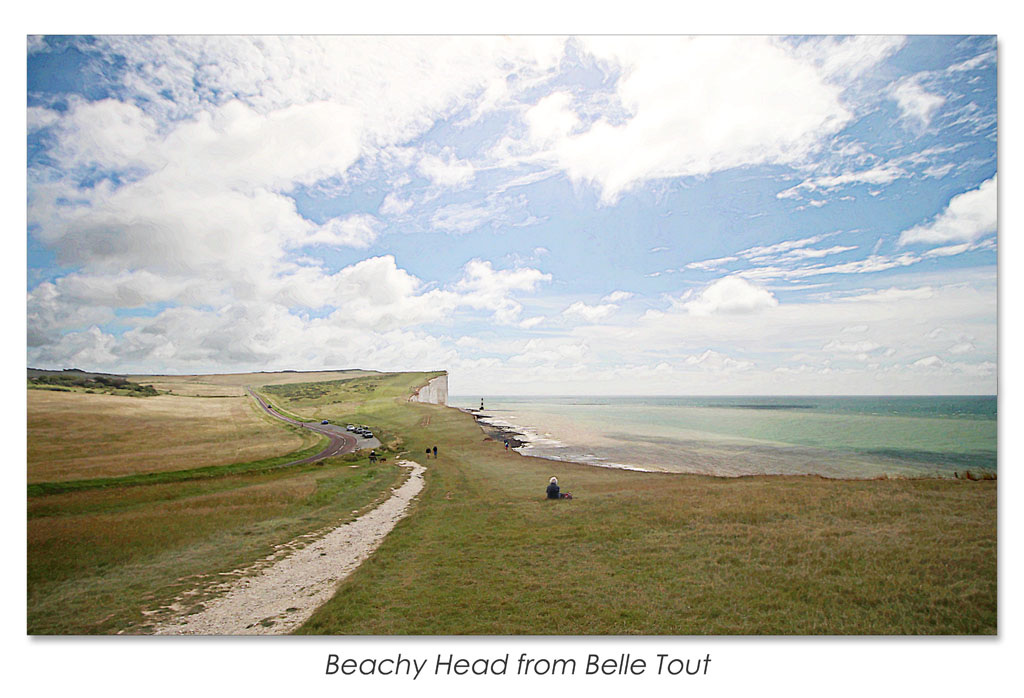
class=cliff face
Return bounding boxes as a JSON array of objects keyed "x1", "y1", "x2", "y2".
[{"x1": 410, "y1": 373, "x2": 448, "y2": 405}]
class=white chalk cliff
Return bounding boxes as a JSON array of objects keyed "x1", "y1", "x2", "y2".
[{"x1": 410, "y1": 373, "x2": 448, "y2": 405}]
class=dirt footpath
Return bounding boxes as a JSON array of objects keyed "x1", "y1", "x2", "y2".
[{"x1": 153, "y1": 459, "x2": 426, "y2": 635}]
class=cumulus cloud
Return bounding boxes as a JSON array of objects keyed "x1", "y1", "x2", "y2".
[
  {"x1": 27, "y1": 253, "x2": 552, "y2": 365},
  {"x1": 26, "y1": 36, "x2": 997, "y2": 394},
  {"x1": 454, "y1": 259, "x2": 551, "y2": 325},
  {"x1": 509, "y1": 36, "x2": 880, "y2": 203},
  {"x1": 912, "y1": 355, "x2": 943, "y2": 368},
  {"x1": 681, "y1": 277, "x2": 779, "y2": 316},
  {"x1": 898, "y1": 176, "x2": 997, "y2": 246},
  {"x1": 563, "y1": 301, "x2": 618, "y2": 323},
  {"x1": 27, "y1": 36, "x2": 569, "y2": 369}
]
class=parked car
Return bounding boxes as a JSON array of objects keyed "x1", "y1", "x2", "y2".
[
  {"x1": 346, "y1": 424, "x2": 355, "y2": 431},
  {"x1": 321, "y1": 420, "x2": 329, "y2": 425}
]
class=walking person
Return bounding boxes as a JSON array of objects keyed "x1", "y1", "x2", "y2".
[
  {"x1": 432, "y1": 445, "x2": 438, "y2": 459},
  {"x1": 426, "y1": 447, "x2": 431, "y2": 459}
]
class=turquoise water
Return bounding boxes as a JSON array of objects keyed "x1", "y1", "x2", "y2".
[{"x1": 450, "y1": 395, "x2": 997, "y2": 479}]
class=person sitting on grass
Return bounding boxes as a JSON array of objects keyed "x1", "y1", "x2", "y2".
[{"x1": 546, "y1": 476, "x2": 572, "y2": 500}]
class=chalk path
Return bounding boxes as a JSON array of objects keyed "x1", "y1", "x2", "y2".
[{"x1": 152, "y1": 460, "x2": 425, "y2": 635}]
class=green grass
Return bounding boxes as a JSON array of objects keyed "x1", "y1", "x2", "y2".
[
  {"x1": 255, "y1": 373, "x2": 996, "y2": 635},
  {"x1": 27, "y1": 370, "x2": 997, "y2": 635},
  {"x1": 28, "y1": 453, "x2": 407, "y2": 634}
]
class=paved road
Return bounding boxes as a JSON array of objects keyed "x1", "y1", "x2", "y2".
[{"x1": 246, "y1": 388, "x2": 379, "y2": 465}]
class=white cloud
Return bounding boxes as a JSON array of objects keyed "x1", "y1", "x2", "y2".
[
  {"x1": 27, "y1": 37, "x2": 570, "y2": 367},
  {"x1": 563, "y1": 301, "x2": 618, "y2": 323},
  {"x1": 789, "y1": 36, "x2": 906, "y2": 81},
  {"x1": 777, "y1": 245, "x2": 858, "y2": 261},
  {"x1": 684, "y1": 349, "x2": 754, "y2": 372},
  {"x1": 512, "y1": 36, "x2": 868, "y2": 203},
  {"x1": 923, "y1": 243, "x2": 973, "y2": 258},
  {"x1": 946, "y1": 49, "x2": 996, "y2": 74},
  {"x1": 838, "y1": 286, "x2": 934, "y2": 303},
  {"x1": 737, "y1": 234, "x2": 833, "y2": 261},
  {"x1": 682, "y1": 277, "x2": 778, "y2": 316},
  {"x1": 454, "y1": 259, "x2": 551, "y2": 325},
  {"x1": 738, "y1": 252, "x2": 924, "y2": 282},
  {"x1": 898, "y1": 176, "x2": 997, "y2": 246},
  {"x1": 777, "y1": 165, "x2": 905, "y2": 199},
  {"x1": 508, "y1": 338, "x2": 591, "y2": 366},
  {"x1": 823, "y1": 339, "x2": 882, "y2": 354},
  {"x1": 93, "y1": 36, "x2": 565, "y2": 141},
  {"x1": 685, "y1": 256, "x2": 739, "y2": 271},
  {"x1": 306, "y1": 214, "x2": 381, "y2": 248},
  {"x1": 379, "y1": 192, "x2": 413, "y2": 217},
  {"x1": 30, "y1": 326, "x2": 119, "y2": 369},
  {"x1": 601, "y1": 290, "x2": 634, "y2": 303},
  {"x1": 890, "y1": 76, "x2": 946, "y2": 129},
  {"x1": 431, "y1": 202, "x2": 502, "y2": 234},
  {"x1": 417, "y1": 148, "x2": 475, "y2": 188}
]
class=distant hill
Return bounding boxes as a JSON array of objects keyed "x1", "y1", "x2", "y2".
[
  {"x1": 28, "y1": 367, "x2": 127, "y2": 380},
  {"x1": 27, "y1": 368, "x2": 158, "y2": 396}
]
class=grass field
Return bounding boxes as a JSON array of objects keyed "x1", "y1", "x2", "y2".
[
  {"x1": 28, "y1": 453, "x2": 407, "y2": 634},
  {"x1": 253, "y1": 373, "x2": 996, "y2": 635},
  {"x1": 27, "y1": 374, "x2": 408, "y2": 634},
  {"x1": 130, "y1": 369, "x2": 382, "y2": 397},
  {"x1": 27, "y1": 390, "x2": 316, "y2": 482},
  {"x1": 27, "y1": 370, "x2": 997, "y2": 635}
]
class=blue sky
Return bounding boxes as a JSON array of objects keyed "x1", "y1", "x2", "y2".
[{"x1": 26, "y1": 35, "x2": 997, "y2": 394}]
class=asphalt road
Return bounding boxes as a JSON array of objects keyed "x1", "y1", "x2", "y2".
[{"x1": 246, "y1": 388, "x2": 380, "y2": 465}]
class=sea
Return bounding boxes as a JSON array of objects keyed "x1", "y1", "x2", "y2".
[{"x1": 448, "y1": 395, "x2": 997, "y2": 479}]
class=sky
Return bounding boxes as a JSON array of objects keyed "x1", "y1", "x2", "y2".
[{"x1": 26, "y1": 35, "x2": 997, "y2": 395}]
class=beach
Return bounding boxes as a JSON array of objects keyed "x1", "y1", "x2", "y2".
[{"x1": 454, "y1": 395, "x2": 997, "y2": 479}]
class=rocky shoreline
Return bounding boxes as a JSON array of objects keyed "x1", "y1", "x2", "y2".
[{"x1": 463, "y1": 410, "x2": 529, "y2": 449}]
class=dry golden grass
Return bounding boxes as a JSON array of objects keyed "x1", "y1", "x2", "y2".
[
  {"x1": 27, "y1": 390, "x2": 312, "y2": 482},
  {"x1": 133, "y1": 379, "x2": 248, "y2": 397},
  {"x1": 128, "y1": 370, "x2": 382, "y2": 396}
]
